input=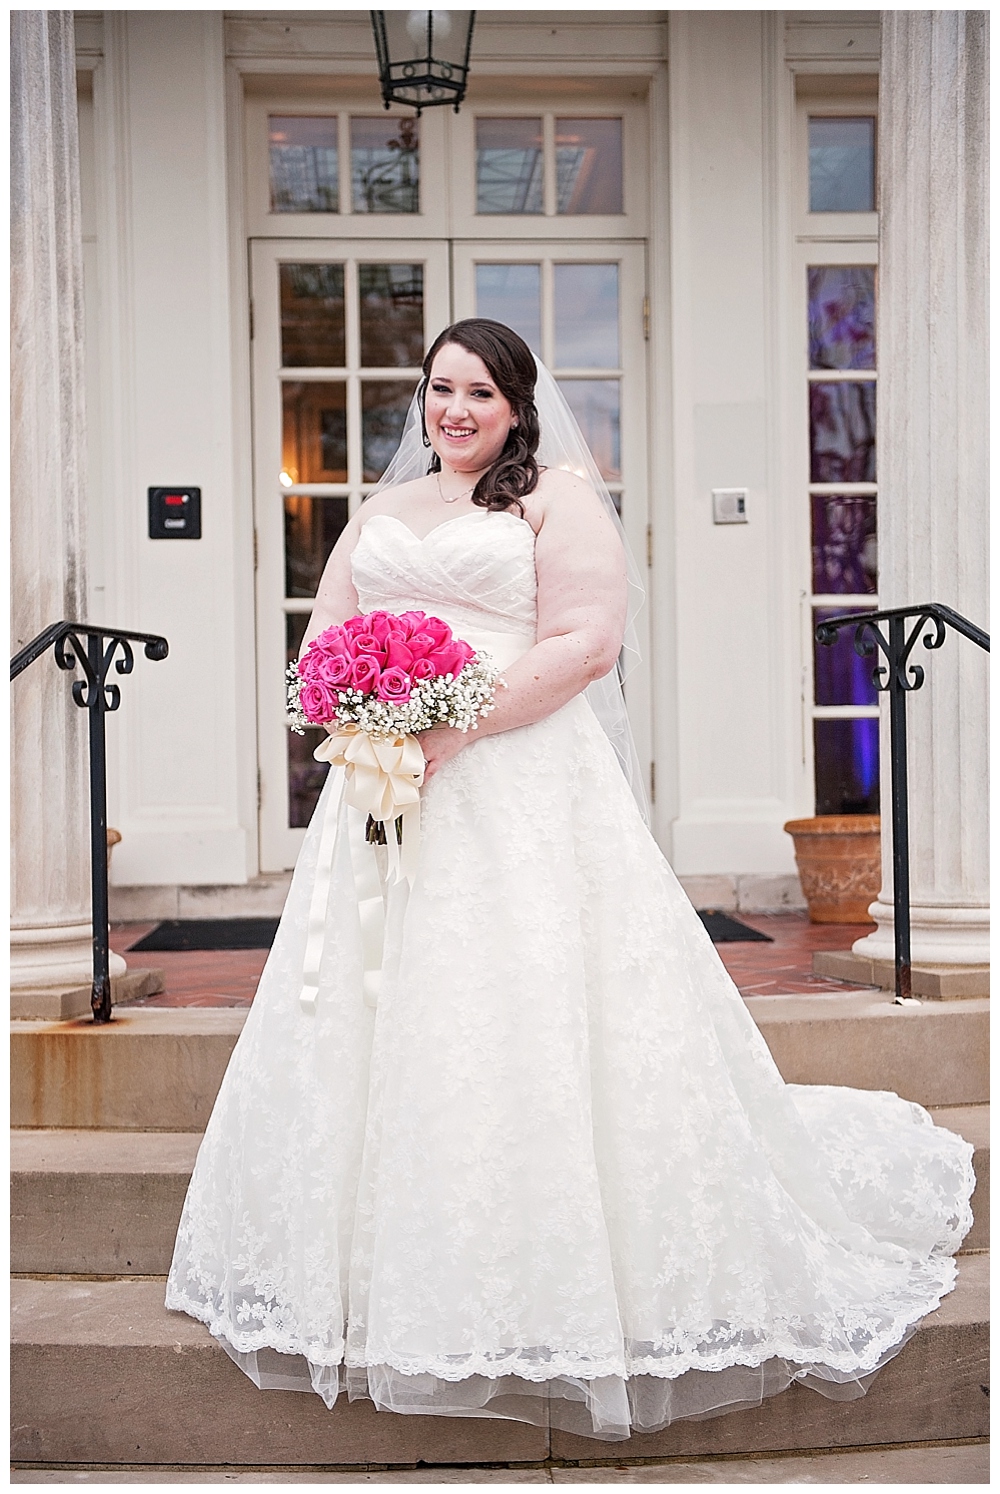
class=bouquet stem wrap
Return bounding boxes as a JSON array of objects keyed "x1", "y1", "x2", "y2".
[{"x1": 314, "y1": 723, "x2": 425, "y2": 886}]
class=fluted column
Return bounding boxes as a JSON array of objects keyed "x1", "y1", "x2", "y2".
[
  {"x1": 10, "y1": 12, "x2": 123, "y2": 995},
  {"x1": 854, "y1": 11, "x2": 989, "y2": 968}
]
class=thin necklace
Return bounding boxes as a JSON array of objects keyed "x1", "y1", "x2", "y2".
[{"x1": 436, "y1": 471, "x2": 478, "y2": 504}]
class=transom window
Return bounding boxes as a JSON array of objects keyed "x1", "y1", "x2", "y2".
[
  {"x1": 808, "y1": 116, "x2": 876, "y2": 213},
  {"x1": 475, "y1": 115, "x2": 623, "y2": 217},
  {"x1": 269, "y1": 115, "x2": 421, "y2": 215}
]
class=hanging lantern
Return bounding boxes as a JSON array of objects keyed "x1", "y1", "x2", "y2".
[{"x1": 370, "y1": 11, "x2": 475, "y2": 115}]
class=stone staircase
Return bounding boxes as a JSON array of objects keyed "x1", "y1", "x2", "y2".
[{"x1": 11, "y1": 992, "x2": 989, "y2": 1479}]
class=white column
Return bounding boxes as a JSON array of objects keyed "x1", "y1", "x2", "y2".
[
  {"x1": 10, "y1": 12, "x2": 124, "y2": 996},
  {"x1": 854, "y1": 11, "x2": 989, "y2": 969}
]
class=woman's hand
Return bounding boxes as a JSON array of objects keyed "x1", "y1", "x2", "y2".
[{"x1": 418, "y1": 725, "x2": 471, "y2": 782}]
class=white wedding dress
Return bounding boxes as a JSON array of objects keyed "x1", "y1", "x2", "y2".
[{"x1": 166, "y1": 508, "x2": 975, "y2": 1440}]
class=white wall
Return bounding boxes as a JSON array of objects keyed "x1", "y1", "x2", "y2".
[
  {"x1": 664, "y1": 12, "x2": 804, "y2": 878},
  {"x1": 81, "y1": 12, "x2": 258, "y2": 887}
]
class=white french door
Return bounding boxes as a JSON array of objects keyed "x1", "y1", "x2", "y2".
[
  {"x1": 251, "y1": 239, "x2": 451, "y2": 869},
  {"x1": 453, "y1": 240, "x2": 652, "y2": 776},
  {"x1": 252, "y1": 237, "x2": 651, "y2": 869}
]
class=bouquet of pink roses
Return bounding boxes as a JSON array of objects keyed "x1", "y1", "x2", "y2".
[
  {"x1": 287, "y1": 609, "x2": 500, "y2": 739},
  {"x1": 287, "y1": 610, "x2": 502, "y2": 858}
]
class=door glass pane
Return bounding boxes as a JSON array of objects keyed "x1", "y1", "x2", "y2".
[
  {"x1": 286, "y1": 614, "x2": 329, "y2": 828},
  {"x1": 558, "y1": 380, "x2": 621, "y2": 482},
  {"x1": 475, "y1": 118, "x2": 543, "y2": 214},
  {"x1": 280, "y1": 264, "x2": 345, "y2": 368},
  {"x1": 359, "y1": 264, "x2": 424, "y2": 367},
  {"x1": 556, "y1": 118, "x2": 623, "y2": 214},
  {"x1": 269, "y1": 116, "x2": 339, "y2": 214},
  {"x1": 475, "y1": 264, "x2": 541, "y2": 354},
  {"x1": 281, "y1": 382, "x2": 347, "y2": 484},
  {"x1": 362, "y1": 380, "x2": 417, "y2": 482},
  {"x1": 809, "y1": 382, "x2": 876, "y2": 483},
  {"x1": 813, "y1": 718, "x2": 879, "y2": 815},
  {"x1": 351, "y1": 117, "x2": 420, "y2": 214},
  {"x1": 554, "y1": 264, "x2": 619, "y2": 367},
  {"x1": 813, "y1": 608, "x2": 879, "y2": 707},
  {"x1": 811, "y1": 494, "x2": 877, "y2": 595},
  {"x1": 284, "y1": 496, "x2": 349, "y2": 598},
  {"x1": 808, "y1": 267, "x2": 875, "y2": 370},
  {"x1": 809, "y1": 117, "x2": 876, "y2": 212}
]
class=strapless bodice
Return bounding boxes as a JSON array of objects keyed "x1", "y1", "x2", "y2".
[{"x1": 351, "y1": 510, "x2": 538, "y2": 668}]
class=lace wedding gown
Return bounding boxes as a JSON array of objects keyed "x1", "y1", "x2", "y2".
[{"x1": 166, "y1": 508, "x2": 975, "y2": 1440}]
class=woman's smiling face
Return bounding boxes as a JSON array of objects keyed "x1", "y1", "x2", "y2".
[{"x1": 425, "y1": 342, "x2": 515, "y2": 475}]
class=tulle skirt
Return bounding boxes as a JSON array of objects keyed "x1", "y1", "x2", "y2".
[{"x1": 166, "y1": 695, "x2": 974, "y2": 1440}]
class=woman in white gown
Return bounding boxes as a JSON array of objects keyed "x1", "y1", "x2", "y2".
[{"x1": 166, "y1": 319, "x2": 974, "y2": 1441}]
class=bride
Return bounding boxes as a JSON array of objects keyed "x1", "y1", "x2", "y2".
[{"x1": 166, "y1": 318, "x2": 974, "y2": 1441}]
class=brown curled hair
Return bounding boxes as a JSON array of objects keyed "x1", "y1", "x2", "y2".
[{"x1": 418, "y1": 319, "x2": 540, "y2": 517}]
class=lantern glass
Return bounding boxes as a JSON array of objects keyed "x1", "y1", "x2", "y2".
[{"x1": 372, "y1": 11, "x2": 475, "y2": 114}]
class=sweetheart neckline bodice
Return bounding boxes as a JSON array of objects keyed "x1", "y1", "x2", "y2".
[{"x1": 358, "y1": 509, "x2": 535, "y2": 545}]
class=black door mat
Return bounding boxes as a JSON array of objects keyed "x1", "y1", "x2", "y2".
[
  {"x1": 127, "y1": 918, "x2": 280, "y2": 952},
  {"x1": 697, "y1": 910, "x2": 774, "y2": 944}
]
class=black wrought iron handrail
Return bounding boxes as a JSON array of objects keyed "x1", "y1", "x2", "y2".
[
  {"x1": 816, "y1": 602, "x2": 989, "y2": 1002},
  {"x1": 11, "y1": 621, "x2": 169, "y2": 1022}
]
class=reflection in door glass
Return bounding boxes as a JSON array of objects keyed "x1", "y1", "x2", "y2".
[
  {"x1": 554, "y1": 264, "x2": 619, "y2": 367},
  {"x1": 281, "y1": 383, "x2": 348, "y2": 484},
  {"x1": 359, "y1": 264, "x2": 424, "y2": 366},
  {"x1": 556, "y1": 119, "x2": 623, "y2": 214},
  {"x1": 813, "y1": 608, "x2": 879, "y2": 707},
  {"x1": 284, "y1": 496, "x2": 349, "y2": 598},
  {"x1": 474, "y1": 264, "x2": 541, "y2": 354},
  {"x1": 476, "y1": 119, "x2": 544, "y2": 214},
  {"x1": 351, "y1": 117, "x2": 420, "y2": 213},
  {"x1": 269, "y1": 117, "x2": 339, "y2": 214},
  {"x1": 809, "y1": 382, "x2": 876, "y2": 483},
  {"x1": 811, "y1": 494, "x2": 877, "y2": 595},
  {"x1": 808, "y1": 118, "x2": 876, "y2": 212},
  {"x1": 362, "y1": 380, "x2": 418, "y2": 482},
  {"x1": 814, "y1": 718, "x2": 879, "y2": 815},
  {"x1": 808, "y1": 267, "x2": 875, "y2": 370},
  {"x1": 558, "y1": 380, "x2": 621, "y2": 482},
  {"x1": 280, "y1": 264, "x2": 345, "y2": 368},
  {"x1": 286, "y1": 614, "x2": 330, "y2": 828}
]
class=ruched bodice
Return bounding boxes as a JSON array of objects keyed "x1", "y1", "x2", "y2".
[{"x1": 352, "y1": 511, "x2": 537, "y2": 667}]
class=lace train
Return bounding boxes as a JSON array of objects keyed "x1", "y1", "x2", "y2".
[{"x1": 165, "y1": 513, "x2": 975, "y2": 1440}]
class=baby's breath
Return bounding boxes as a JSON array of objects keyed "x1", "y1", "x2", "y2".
[{"x1": 287, "y1": 654, "x2": 503, "y2": 739}]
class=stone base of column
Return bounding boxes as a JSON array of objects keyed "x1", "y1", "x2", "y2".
[
  {"x1": 10, "y1": 967, "x2": 166, "y2": 1021},
  {"x1": 813, "y1": 948, "x2": 988, "y2": 999},
  {"x1": 853, "y1": 900, "x2": 990, "y2": 966},
  {"x1": 11, "y1": 921, "x2": 128, "y2": 992}
]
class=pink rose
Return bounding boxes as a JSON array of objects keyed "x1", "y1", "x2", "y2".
[
  {"x1": 407, "y1": 631, "x2": 438, "y2": 660},
  {"x1": 350, "y1": 656, "x2": 381, "y2": 693},
  {"x1": 426, "y1": 641, "x2": 473, "y2": 678},
  {"x1": 354, "y1": 633, "x2": 387, "y2": 666},
  {"x1": 366, "y1": 612, "x2": 393, "y2": 646},
  {"x1": 298, "y1": 650, "x2": 323, "y2": 683},
  {"x1": 376, "y1": 667, "x2": 412, "y2": 703},
  {"x1": 342, "y1": 616, "x2": 368, "y2": 639},
  {"x1": 385, "y1": 635, "x2": 414, "y2": 671},
  {"x1": 421, "y1": 617, "x2": 453, "y2": 647},
  {"x1": 397, "y1": 610, "x2": 427, "y2": 636},
  {"x1": 299, "y1": 681, "x2": 337, "y2": 725},
  {"x1": 410, "y1": 657, "x2": 437, "y2": 681},
  {"x1": 315, "y1": 624, "x2": 346, "y2": 652},
  {"x1": 316, "y1": 650, "x2": 353, "y2": 688}
]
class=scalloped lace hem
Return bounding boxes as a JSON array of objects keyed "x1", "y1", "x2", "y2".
[{"x1": 165, "y1": 1257, "x2": 959, "y2": 1440}]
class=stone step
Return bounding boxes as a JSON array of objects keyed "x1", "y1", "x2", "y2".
[
  {"x1": 7, "y1": 1442, "x2": 993, "y2": 1482},
  {"x1": 10, "y1": 1256, "x2": 988, "y2": 1468},
  {"x1": 11, "y1": 1107, "x2": 989, "y2": 1277},
  {"x1": 10, "y1": 995, "x2": 989, "y2": 1132}
]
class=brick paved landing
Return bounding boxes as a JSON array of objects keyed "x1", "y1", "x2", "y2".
[{"x1": 112, "y1": 912, "x2": 877, "y2": 1010}]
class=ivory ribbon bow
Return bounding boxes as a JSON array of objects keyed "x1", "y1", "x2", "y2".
[{"x1": 299, "y1": 725, "x2": 425, "y2": 1015}]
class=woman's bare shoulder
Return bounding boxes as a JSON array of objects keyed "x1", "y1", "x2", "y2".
[
  {"x1": 531, "y1": 465, "x2": 607, "y2": 523},
  {"x1": 358, "y1": 476, "x2": 435, "y2": 523}
]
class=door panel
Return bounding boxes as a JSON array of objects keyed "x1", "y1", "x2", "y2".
[
  {"x1": 251, "y1": 239, "x2": 451, "y2": 869},
  {"x1": 453, "y1": 240, "x2": 652, "y2": 776}
]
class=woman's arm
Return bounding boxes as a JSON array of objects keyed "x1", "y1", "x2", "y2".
[{"x1": 421, "y1": 472, "x2": 628, "y2": 778}]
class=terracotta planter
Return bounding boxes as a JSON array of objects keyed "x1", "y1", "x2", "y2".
[
  {"x1": 783, "y1": 815, "x2": 880, "y2": 924},
  {"x1": 106, "y1": 827, "x2": 122, "y2": 873}
]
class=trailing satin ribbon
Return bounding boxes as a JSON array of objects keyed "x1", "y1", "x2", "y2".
[
  {"x1": 298, "y1": 725, "x2": 424, "y2": 1015},
  {"x1": 315, "y1": 724, "x2": 424, "y2": 886}
]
